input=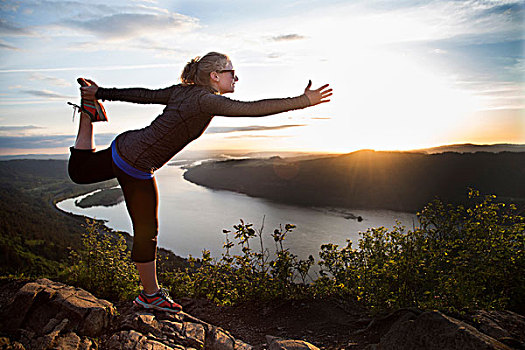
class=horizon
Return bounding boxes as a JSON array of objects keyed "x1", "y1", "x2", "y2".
[
  {"x1": 1, "y1": 142, "x2": 524, "y2": 161},
  {"x1": 0, "y1": 0, "x2": 524, "y2": 156}
]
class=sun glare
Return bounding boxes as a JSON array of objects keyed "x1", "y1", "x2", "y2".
[{"x1": 278, "y1": 48, "x2": 481, "y2": 153}]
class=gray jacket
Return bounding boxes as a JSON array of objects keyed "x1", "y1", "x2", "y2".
[{"x1": 96, "y1": 84, "x2": 311, "y2": 173}]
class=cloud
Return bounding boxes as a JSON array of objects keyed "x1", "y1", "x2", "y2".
[
  {"x1": 432, "y1": 48, "x2": 447, "y2": 54},
  {"x1": 23, "y1": 90, "x2": 72, "y2": 99},
  {"x1": 475, "y1": 2, "x2": 523, "y2": 18},
  {"x1": 0, "y1": 39, "x2": 19, "y2": 50},
  {"x1": 0, "y1": 125, "x2": 44, "y2": 137},
  {"x1": 0, "y1": 133, "x2": 116, "y2": 149},
  {"x1": 271, "y1": 34, "x2": 306, "y2": 42},
  {"x1": 30, "y1": 73, "x2": 71, "y2": 87},
  {"x1": 64, "y1": 12, "x2": 199, "y2": 40},
  {"x1": 206, "y1": 124, "x2": 305, "y2": 134},
  {"x1": 16, "y1": 1, "x2": 117, "y2": 20},
  {"x1": 0, "y1": 63, "x2": 178, "y2": 73},
  {"x1": 0, "y1": 135, "x2": 76, "y2": 148},
  {"x1": 0, "y1": 18, "x2": 34, "y2": 36},
  {"x1": 224, "y1": 134, "x2": 289, "y2": 139},
  {"x1": 0, "y1": 125, "x2": 44, "y2": 132},
  {"x1": 0, "y1": 2, "x2": 20, "y2": 12}
]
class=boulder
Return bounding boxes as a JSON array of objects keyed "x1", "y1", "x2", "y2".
[
  {"x1": 468, "y1": 310, "x2": 525, "y2": 348},
  {"x1": 0, "y1": 279, "x2": 253, "y2": 349},
  {"x1": 1, "y1": 278, "x2": 115, "y2": 337},
  {"x1": 377, "y1": 310, "x2": 512, "y2": 350},
  {"x1": 352, "y1": 308, "x2": 421, "y2": 344},
  {"x1": 266, "y1": 335, "x2": 320, "y2": 350}
]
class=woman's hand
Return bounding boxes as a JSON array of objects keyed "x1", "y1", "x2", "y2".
[
  {"x1": 80, "y1": 79, "x2": 99, "y2": 100},
  {"x1": 304, "y1": 80, "x2": 332, "y2": 106}
]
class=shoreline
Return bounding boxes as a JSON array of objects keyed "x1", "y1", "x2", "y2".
[{"x1": 53, "y1": 185, "x2": 190, "y2": 268}]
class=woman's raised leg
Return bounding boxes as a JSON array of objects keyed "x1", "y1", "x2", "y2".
[{"x1": 68, "y1": 110, "x2": 114, "y2": 184}]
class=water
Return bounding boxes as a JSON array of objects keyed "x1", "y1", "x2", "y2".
[{"x1": 57, "y1": 164, "x2": 417, "y2": 260}]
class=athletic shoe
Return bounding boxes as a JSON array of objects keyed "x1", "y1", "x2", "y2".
[
  {"x1": 76, "y1": 78, "x2": 108, "y2": 122},
  {"x1": 133, "y1": 288, "x2": 182, "y2": 313}
]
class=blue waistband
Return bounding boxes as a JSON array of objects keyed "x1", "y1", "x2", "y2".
[{"x1": 111, "y1": 140, "x2": 154, "y2": 180}]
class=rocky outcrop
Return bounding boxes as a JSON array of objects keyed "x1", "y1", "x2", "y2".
[
  {"x1": 467, "y1": 310, "x2": 525, "y2": 349},
  {"x1": 2, "y1": 279, "x2": 523, "y2": 349},
  {"x1": 357, "y1": 309, "x2": 525, "y2": 350},
  {"x1": 1, "y1": 278, "x2": 114, "y2": 349},
  {"x1": 0, "y1": 279, "x2": 319, "y2": 350}
]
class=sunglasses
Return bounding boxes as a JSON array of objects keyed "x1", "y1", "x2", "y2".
[{"x1": 217, "y1": 69, "x2": 238, "y2": 81}]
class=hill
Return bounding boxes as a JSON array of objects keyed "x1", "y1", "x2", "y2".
[
  {"x1": 0, "y1": 159, "x2": 185, "y2": 276},
  {"x1": 183, "y1": 150, "x2": 525, "y2": 212},
  {"x1": 413, "y1": 143, "x2": 525, "y2": 154},
  {"x1": 0, "y1": 159, "x2": 118, "y2": 275}
]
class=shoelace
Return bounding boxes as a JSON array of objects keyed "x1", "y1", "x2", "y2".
[
  {"x1": 67, "y1": 102, "x2": 80, "y2": 122},
  {"x1": 157, "y1": 288, "x2": 175, "y2": 304}
]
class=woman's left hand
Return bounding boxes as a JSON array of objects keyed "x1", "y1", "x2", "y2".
[
  {"x1": 80, "y1": 79, "x2": 99, "y2": 101},
  {"x1": 304, "y1": 80, "x2": 332, "y2": 106}
]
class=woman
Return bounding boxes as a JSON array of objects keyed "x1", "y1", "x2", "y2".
[{"x1": 68, "y1": 52, "x2": 332, "y2": 313}]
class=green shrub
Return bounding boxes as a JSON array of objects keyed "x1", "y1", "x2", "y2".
[
  {"x1": 316, "y1": 190, "x2": 525, "y2": 313},
  {"x1": 63, "y1": 219, "x2": 140, "y2": 301},
  {"x1": 161, "y1": 219, "x2": 316, "y2": 305},
  {"x1": 64, "y1": 190, "x2": 524, "y2": 313}
]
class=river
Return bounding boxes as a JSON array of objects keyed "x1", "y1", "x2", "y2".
[{"x1": 56, "y1": 163, "x2": 417, "y2": 260}]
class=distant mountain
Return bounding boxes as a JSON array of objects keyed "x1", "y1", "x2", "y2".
[
  {"x1": 184, "y1": 150, "x2": 525, "y2": 213},
  {"x1": 0, "y1": 154, "x2": 69, "y2": 160},
  {"x1": 412, "y1": 143, "x2": 525, "y2": 154},
  {"x1": 2, "y1": 143, "x2": 522, "y2": 161}
]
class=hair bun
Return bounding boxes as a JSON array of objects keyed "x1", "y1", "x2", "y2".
[{"x1": 180, "y1": 52, "x2": 229, "y2": 87}]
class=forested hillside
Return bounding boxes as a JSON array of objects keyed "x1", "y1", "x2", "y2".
[
  {"x1": 184, "y1": 150, "x2": 525, "y2": 212},
  {"x1": 0, "y1": 160, "x2": 117, "y2": 275}
]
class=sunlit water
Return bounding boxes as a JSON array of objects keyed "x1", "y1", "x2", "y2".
[{"x1": 56, "y1": 165, "x2": 417, "y2": 260}]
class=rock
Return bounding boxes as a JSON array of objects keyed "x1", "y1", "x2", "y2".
[
  {"x1": 204, "y1": 324, "x2": 235, "y2": 350},
  {"x1": 352, "y1": 308, "x2": 421, "y2": 344},
  {"x1": 53, "y1": 332, "x2": 81, "y2": 350},
  {"x1": 266, "y1": 335, "x2": 320, "y2": 350},
  {"x1": 377, "y1": 310, "x2": 512, "y2": 350},
  {"x1": 468, "y1": 310, "x2": 525, "y2": 347},
  {"x1": 0, "y1": 336, "x2": 26, "y2": 349},
  {"x1": 1, "y1": 278, "x2": 115, "y2": 337},
  {"x1": 106, "y1": 330, "x2": 175, "y2": 350},
  {"x1": 17, "y1": 279, "x2": 521, "y2": 349},
  {"x1": 182, "y1": 322, "x2": 206, "y2": 348}
]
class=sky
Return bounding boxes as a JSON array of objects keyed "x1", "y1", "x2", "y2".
[{"x1": 0, "y1": 0, "x2": 523, "y2": 156}]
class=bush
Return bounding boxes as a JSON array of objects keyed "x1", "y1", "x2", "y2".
[
  {"x1": 162, "y1": 190, "x2": 524, "y2": 313},
  {"x1": 316, "y1": 190, "x2": 525, "y2": 313},
  {"x1": 63, "y1": 219, "x2": 140, "y2": 301},
  {"x1": 64, "y1": 191, "x2": 524, "y2": 314},
  {"x1": 161, "y1": 219, "x2": 315, "y2": 305}
]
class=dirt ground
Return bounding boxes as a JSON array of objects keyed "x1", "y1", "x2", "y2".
[{"x1": 176, "y1": 297, "x2": 374, "y2": 349}]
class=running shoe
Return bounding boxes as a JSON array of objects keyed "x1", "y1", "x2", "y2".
[
  {"x1": 133, "y1": 288, "x2": 182, "y2": 313},
  {"x1": 76, "y1": 77, "x2": 108, "y2": 122}
]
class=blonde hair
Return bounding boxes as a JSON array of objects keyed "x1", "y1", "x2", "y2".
[{"x1": 181, "y1": 52, "x2": 230, "y2": 86}]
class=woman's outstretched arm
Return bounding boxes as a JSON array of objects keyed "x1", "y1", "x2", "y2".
[
  {"x1": 200, "y1": 81, "x2": 332, "y2": 117},
  {"x1": 80, "y1": 79, "x2": 174, "y2": 105}
]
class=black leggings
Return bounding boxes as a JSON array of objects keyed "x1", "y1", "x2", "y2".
[{"x1": 68, "y1": 147, "x2": 158, "y2": 263}]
